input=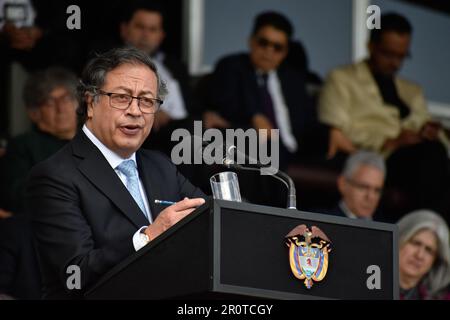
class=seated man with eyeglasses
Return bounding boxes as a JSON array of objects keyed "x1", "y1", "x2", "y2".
[
  {"x1": 1, "y1": 67, "x2": 79, "y2": 215},
  {"x1": 318, "y1": 13, "x2": 449, "y2": 220},
  {"x1": 320, "y1": 151, "x2": 386, "y2": 221},
  {"x1": 27, "y1": 47, "x2": 205, "y2": 299}
]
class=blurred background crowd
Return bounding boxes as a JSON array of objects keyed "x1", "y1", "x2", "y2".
[{"x1": 0, "y1": 0, "x2": 450, "y2": 300}]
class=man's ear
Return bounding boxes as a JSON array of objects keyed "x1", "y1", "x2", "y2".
[
  {"x1": 160, "y1": 29, "x2": 166, "y2": 42},
  {"x1": 120, "y1": 22, "x2": 128, "y2": 41},
  {"x1": 337, "y1": 175, "x2": 346, "y2": 195},
  {"x1": 86, "y1": 94, "x2": 94, "y2": 119},
  {"x1": 280, "y1": 45, "x2": 289, "y2": 61}
]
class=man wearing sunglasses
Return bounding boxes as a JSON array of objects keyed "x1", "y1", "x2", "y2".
[
  {"x1": 319, "y1": 13, "x2": 449, "y2": 220},
  {"x1": 209, "y1": 11, "x2": 317, "y2": 171}
]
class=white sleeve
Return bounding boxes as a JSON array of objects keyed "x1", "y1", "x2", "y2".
[{"x1": 132, "y1": 226, "x2": 149, "y2": 251}]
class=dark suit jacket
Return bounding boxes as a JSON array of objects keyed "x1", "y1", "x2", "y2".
[
  {"x1": 209, "y1": 53, "x2": 318, "y2": 150},
  {"x1": 0, "y1": 127, "x2": 68, "y2": 213},
  {"x1": 27, "y1": 132, "x2": 205, "y2": 299},
  {"x1": 319, "y1": 204, "x2": 347, "y2": 218},
  {"x1": 0, "y1": 216, "x2": 42, "y2": 299}
]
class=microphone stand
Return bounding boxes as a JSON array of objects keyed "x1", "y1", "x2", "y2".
[{"x1": 222, "y1": 147, "x2": 297, "y2": 210}]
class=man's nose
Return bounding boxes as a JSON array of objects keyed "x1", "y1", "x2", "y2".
[
  {"x1": 127, "y1": 98, "x2": 143, "y2": 116},
  {"x1": 55, "y1": 100, "x2": 71, "y2": 113}
]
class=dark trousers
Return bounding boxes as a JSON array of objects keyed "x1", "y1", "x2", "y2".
[{"x1": 0, "y1": 216, "x2": 42, "y2": 299}]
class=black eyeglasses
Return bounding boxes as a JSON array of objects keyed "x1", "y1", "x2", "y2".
[
  {"x1": 96, "y1": 90, "x2": 163, "y2": 114},
  {"x1": 255, "y1": 37, "x2": 287, "y2": 53}
]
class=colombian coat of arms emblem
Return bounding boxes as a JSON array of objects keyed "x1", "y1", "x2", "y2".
[{"x1": 285, "y1": 225, "x2": 332, "y2": 289}]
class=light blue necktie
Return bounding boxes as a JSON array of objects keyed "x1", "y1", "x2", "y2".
[{"x1": 116, "y1": 160, "x2": 149, "y2": 221}]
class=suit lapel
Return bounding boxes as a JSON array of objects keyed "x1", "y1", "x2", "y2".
[{"x1": 72, "y1": 132, "x2": 149, "y2": 228}]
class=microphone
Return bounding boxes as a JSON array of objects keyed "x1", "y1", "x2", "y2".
[
  {"x1": 197, "y1": 136, "x2": 297, "y2": 209},
  {"x1": 220, "y1": 145, "x2": 297, "y2": 210},
  {"x1": 200, "y1": 139, "x2": 239, "y2": 167}
]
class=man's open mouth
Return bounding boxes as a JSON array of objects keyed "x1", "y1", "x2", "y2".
[{"x1": 119, "y1": 124, "x2": 142, "y2": 135}]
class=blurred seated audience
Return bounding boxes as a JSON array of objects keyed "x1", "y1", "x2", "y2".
[
  {"x1": 319, "y1": 151, "x2": 386, "y2": 221},
  {"x1": 398, "y1": 210, "x2": 450, "y2": 300},
  {"x1": 1, "y1": 0, "x2": 43, "y2": 65},
  {"x1": 202, "y1": 11, "x2": 329, "y2": 208},
  {"x1": 208, "y1": 11, "x2": 325, "y2": 171},
  {"x1": 0, "y1": 0, "x2": 86, "y2": 72},
  {"x1": 318, "y1": 13, "x2": 449, "y2": 220},
  {"x1": 0, "y1": 67, "x2": 78, "y2": 214}
]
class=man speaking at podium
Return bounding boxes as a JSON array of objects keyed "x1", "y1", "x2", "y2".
[{"x1": 27, "y1": 47, "x2": 205, "y2": 299}]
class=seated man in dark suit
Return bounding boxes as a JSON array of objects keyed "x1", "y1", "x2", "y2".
[
  {"x1": 27, "y1": 47, "x2": 205, "y2": 299},
  {"x1": 209, "y1": 11, "x2": 320, "y2": 169},
  {"x1": 321, "y1": 151, "x2": 386, "y2": 221}
]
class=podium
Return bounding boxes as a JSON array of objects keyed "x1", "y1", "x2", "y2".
[{"x1": 86, "y1": 199, "x2": 398, "y2": 300}]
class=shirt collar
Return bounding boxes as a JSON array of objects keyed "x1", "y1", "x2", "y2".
[
  {"x1": 255, "y1": 69, "x2": 276, "y2": 85},
  {"x1": 255, "y1": 69, "x2": 275, "y2": 77},
  {"x1": 82, "y1": 125, "x2": 136, "y2": 169}
]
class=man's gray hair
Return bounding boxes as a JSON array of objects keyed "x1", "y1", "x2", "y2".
[
  {"x1": 77, "y1": 46, "x2": 168, "y2": 125},
  {"x1": 342, "y1": 151, "x2": 386, "y2": 179},
  {"x1": 23, "y1": 67, "x2": 78, "y2": 110},
  {"x1": 397, "y1": 210, "x2": 450, "y2": 297}
]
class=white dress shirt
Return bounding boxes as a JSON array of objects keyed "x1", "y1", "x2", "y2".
[
  {"x1": 153, "y1": 52, "x2": 188, "y2": 120},
  {"x1": 265, "y1": 70, "x2": 298, "y2": 153},
  {"x1": 82, "y1": 125, "x2": 151, "y2": 250}
]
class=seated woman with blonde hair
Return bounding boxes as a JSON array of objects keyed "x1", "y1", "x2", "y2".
[{"x1": 398, "y1": 210, "x2": 450, "y2": 299}]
